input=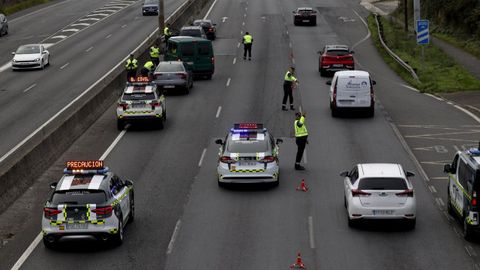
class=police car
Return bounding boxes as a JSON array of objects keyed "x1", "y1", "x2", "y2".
[
  {"x1": 444, "y1": 145, "x2": 480, "y2": 240},
  {"x1": 116, "y1": 76, "x2": 166, "y2": 130},
  {"x1": 42, "y1": 161, "x2": 134, "y2": 248},
  {"x1": 215, "y1": 123, "x2": 283, "y2": 187}
]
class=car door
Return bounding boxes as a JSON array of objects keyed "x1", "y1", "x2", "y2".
[{"x1": 111, "y1": 175, "x2": 130, "y2": 223}]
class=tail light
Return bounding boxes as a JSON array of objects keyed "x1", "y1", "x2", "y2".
[
  {"x1": 351, "y1": 189, "x2": 371, "y2": 197},
  {"x1": 259, "y1": 156, "x2": 276, "y2": 163},
  {"x1": 176, "y1": 72, "x2": 187, "y2": 79},
  {"x1": 396, "y1": 189, "x2": 414, "y2": 197},
  {"x1": 208, "y1": 28, "x2": 214, "y2": 32},
  {"x1": 92, "y1": 206, "x2": 113, "y2": 215},
  {"x1": 44, "y1": 208, "x2": 62, "y2": 217},
  {"x1": 219, "y1": 156, "x2": 235, "y2": 164},
  {"x1": 151, "y1": 101, "x2": 161, "y2": 110},
  {"x1": 211, "y1": 57, "x2": 215, "y2": 65},
  {"x1": 118, "y1": 103, "x2": 128, "y2": 110},
  {"x1": 473, "y1": 191, "x2": 477, "y2": 206}
]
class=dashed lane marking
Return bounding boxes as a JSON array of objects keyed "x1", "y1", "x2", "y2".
[
  {"x1": 215, "y1": 106, "x2": 222, "y2": 118},
  {"x1": 428, "y1": 185, "x2": 437, "y2": 193},
  {"x1": 308, "y1": 216, "x2": 315, "y2": 249},
  {"x1": 121, "y1": 24, "x2": 127, "y2": 28},
  {"x1": 23, "y1": 84, "x2": 36, "y2": 93},
  {"x1": 60, "y1": 63, "x2": 70, "y2": 70},
  {"x1": 226, "y1": 78, "x2": 231, "y2": 87},
  {"x1": 79, "y1": 17, "x2": 101, "y2": 22},
  {"x1": 105, "y1": 34, "x2": 112, "y2": 39},
  {"x1": 435, "y1": 197, "x2": 445, "y2": 207},
  {"x1": 167, "y1": 220, "x2": 182, "y2": 254},
  {"x1": 51, "y1": 35, "x2": 67, "y2": 39},
  {"x1": 198, "y1": 148, "x2": 207, "y2": 167},
  {"x1": 61, "y1": 28, "x2": 79, "y2": 33},
  {"x1": 87, "y1": 13, "x2": 109, "y2": 17},
  {"x1": 86, "y1": 46, "x2": 94, "y2": 52},
  {"x1": 70, "y1": 23, "x2": 90, "y2": 27},
  {"x1": 233, "y1": 57, "x2": 236, "y2": 64}
]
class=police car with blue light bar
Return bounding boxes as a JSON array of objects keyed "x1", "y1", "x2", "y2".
[
  {"x1": 42, "y1": 160, "x2": 134, "y2": 248},
  {"x1": 215, "y1": 123, "x2": 283, "y2": 187},
  {"x1": 116, "y1": 76, "x2": 166, "y2": 130}
]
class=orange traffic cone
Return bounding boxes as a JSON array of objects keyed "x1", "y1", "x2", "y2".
[
  {"x1": 296, "y1": 179, "x2": 308, "y2": 192},
  {"x1": 290, "y1": 251, "x2": 307, "y2": 269}
]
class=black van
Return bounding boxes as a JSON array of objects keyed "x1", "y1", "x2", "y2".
[{"x1": 165, "y1": 36, "x2": 214, "y2": 79}]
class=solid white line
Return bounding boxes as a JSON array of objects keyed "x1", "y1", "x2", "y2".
[
  {"x1": 0, "y1": 63, "x2": 11, "y2": 72},
  {"x1": 400, "y1": 83, "x2": 420, "y2": 92},
  {"x1": 203, "y1": 0, "x2": 219, "y2": 19},
  {"x1": 425, "y1": 93, "x2": 443, "y2": 101},
  {"x1": 86, "y1": 46, "x2": 94, "y2": 52},
  {"x1": 454, "y1": 105, "x2": 480, "y2": 124},
  {"x1": 215, "y1": 106, "x2": 222, "y2": 118},
  {"x1": 167, "y1": 220, "x2": 182, "y2": 254},
  {"x1": 100, "y1": 129, "x2": 128, "y2": 160},
  {"x1": 233, "y1": 58, "x2": 236, "y2": 64},
  {"x1": 105, "y1": 34, "x2": 112, "y2": 39},
  {"x1": 23, "y1": 84, "x2": 36, "y2": 93},
  {"x1": 226, "y1": 78, "x2": 231, "y2": 87},
  {"x1": 308, "y1": 216, "x2": 315, "y2": 249},
  {"x1": 60, "y1": 63, "x2": 69, "y2": 70},
  {"x1": 121, "y1": 24, "x2": 127, "y2": 28},
  {"x1": 10, "y1": 233, "x2": 42, "y2": 270},
  {"x1": 198, "y1": 148, "x2": 207, "y2": 167},
  {"x1": 351, "y1": 10, "x2": 371, "y2": 50}
]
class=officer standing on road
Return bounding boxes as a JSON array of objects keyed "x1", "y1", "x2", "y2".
[
  {"x1": 150, "y1": 43, "x2": 160, "y2": 66},
  {"x1": 242, "y1": 31, "x2": 253, "y2": 60},
  {"x1": 282, "y1": 67, "x2": 299, "y2": 111},
  {"x1": 141, "y1": 60, "x2": 156, "y2": 77},
  {"x1": 164, "y1": 23, "x2": 172, "y2": 43},
  {"x1": 294, "y1": 112, "x2": 308, "y2": 170},
  {"x1": 125, "y1": 54, "x2": 138, "y2": 80}
]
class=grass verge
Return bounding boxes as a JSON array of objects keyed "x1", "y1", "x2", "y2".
[
  {"x1": 0, "y1": 0, "x2": 52, "y2": 16},
  {"x1": 367, "y1": 14, "x2": 480, "y2": 93}
]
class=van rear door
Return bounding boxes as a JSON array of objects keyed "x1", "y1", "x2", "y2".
[
  {"x1": 178, "y1": 42, "x2": 195, "y2": 65},
  {"x1": 195, "y1": 41, "x2": 214, "y2": 74},
  {"x1": 336, "y1": 75, "x2": 371, "y2": 108}
]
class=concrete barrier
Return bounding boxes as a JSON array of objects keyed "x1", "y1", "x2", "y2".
[{"x1": 0, "y1": 0, "x2": 212, "y2": 214}]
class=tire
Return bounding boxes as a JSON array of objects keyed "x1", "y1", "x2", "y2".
[
  {"x1": 158, "y1": 118, "x2": 164, "y2": 130},
  {"x1": 128, "y1": 193, "x2": 134, "y2": 223},
  {"x1": 312, "y1": 20, "x2": 317, "y2": 26},
  {"x1": 320, "y1": 69, "x2": 326, "y2": 77},
  {"x1": 347, "y1": 216, "x2": 356, "y2": 227},
  {"x1": 331, "y1": 107, "x2": 338, "y2": 117},
  {"x1": 218, "y1": 180, "x2": 225, "y2": 188},
  {"x1": 112, "y1": 218, "x2": 124, "y2": 246},
  {"x1": 117, "y1": 119, "x2": 125, "y2": 131},
  {"x1": 344, "y1": 195, "x2": 347, "y2": 208},
  {"x1": 405, "y1": 219, "x2": 416, "y2": 230},
  {"x1": 184, "y1": 85, "x2": 190, "y2": 95},
  {"x1": 43, "y1": 236, "x2": 56, "y2": 249},
  {"x1": 273, "y1": 174, "x2": 280, "y2": 187},
  {"x1": 366, "y1": 106, "x2": 374, "y2": 118},
  {"x1": 206, "y1": 74, "x2": 212, "y2": 80},
  {"x1": 40, "y1": 60, "x2": 45, "y2": 70},
  {"x1": 463, "y1": 218, "x2": 474, "y2": 241},
  {"x1": 447, "y1": 192, "x2": 455, "y2": 217},
  {"x1": 46, "y1": 56, "x2": 50, "y2": 66}
]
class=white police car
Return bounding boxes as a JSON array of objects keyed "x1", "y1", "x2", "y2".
[
  {"x1": 215, "y1": 123, "x2": 283, "y2": 187},
  {"x1": 116, "y1": 76, "x2": 166, "y2": 130},
  {"x1": 42, "y1": 161, "x2": 134, "y2": 248},
  {"x1": 444, "y1": 145, "x2": 480, "y2": 240}
]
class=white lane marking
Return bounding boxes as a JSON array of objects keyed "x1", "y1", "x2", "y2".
[
  {"x1": 203, "y1": 0, "x2": 219, "y2": 19},
  {"x1": 466, "y1": 246, "x2": 473, "y2": 257},
  {"x1": 289, "y1": 42, "x2": 292, "y2": 48},
  {"x1": 0, "y1": 63, "x2": 11, "y2": 72},
  {"x1": 244, "y1": 13, "x2": 246, "y2": 17},
  {"x1": 86, "y1": 46, "x2": 94, "y2": 52},
  {"x1": 10, "y1": 0, "x2": 73, "y2": 23},
  {"x1": 61, "y1": 28, "x2": 79, "y2": 33},
  {"x1": 428, "y1": 185, "x2": 437, "y2": 193},
  {"x1": 467, "y1": 105, "x2": 480, "y2": 114},
  {"x1": 430, "y1": 176, "x2": 448, "y2": 180},
  {"x1": 70, "y1": 23, "x2": 90, "y2": 27},
  {"x1": 425, "y1": 93, "x2": 444, "y2": 101},
  {"x1": 215, "y1": 106, "x2": 222, "y2": 118},
  {"x1": 226, "y1": 78, "x2": 231, "y2": 87},
  {"x1": 233, "y1": 58, "x2": 236, "y2": 64},
  {"x1": 50, "y1": 35, "x2": 67, "y2": 39},
  {"x1": 79, "y1": 18, "x2": 101, "y2": 22},
  {"x1": 105, "y1": 34, "x2": 112, "y2": 39},
  {"x1": 121, "y1": 24, "x2": 127, "y2": 28},
  {"x1": 240, "y1": 31, "x2": 243, "y2": 35},
  {"x1": 23, "y1": 84, "x2": 36, "y2": 93},
  {"x1": 198, "y1": 148, "x2": 207, "y2": 167},
  {"x1": 400, "y1": 83, "x2": 420, "y2": 92},
  {"x1": 100, "y1": 128, "x2": 128, "y2": 160},
  {"x1": 245, "y1": 7, "x2": 248, "y2": 11},
  {"x1": 167, "y1": 220, "x2": 182, "y2": 254},
  {"x1": 351, "y1": 10, "x2": 371, "y2": 50},
  {"x1": 308, "y1": 216, "x2": 315, "y2": 249},
  {"x1": 454, "y1": 104, "x2": 480, "y2": 124},
  {"x1": 292, "y1": 58, "x2": 295, "y2": 65},
  {"x1": 87, "y1": 13, "x2": 109, "y2": 17},
  {"x1": 286, "y1": 30, "x2": 289, "y2": 35},
  {"x1": 435, "y1": 197, "x2": 445, "y2": 207},
  {"x1": 237, "y1": 42, "x2": 241, "y2": 48},
  {"x1": 60, "y1": 63, "x2": 70, "y2": 70},
  {"x1": 242, "y1": 22, "x2": 245, "y2": 26}
]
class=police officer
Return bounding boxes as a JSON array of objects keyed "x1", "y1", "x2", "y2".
[
  {"x1": 150, "y1": 43, "x2": 160, "y2": 66},
  {"x1": 125, "y1": 54, "x2": 138, "y2": 80},
  {"x1": 294, "y1": 112, "x2": 308, "y2": 170},
  {"x1": 141, "y1": 60, "x2": 155, "y2": 76},
  {"x1": 242, "y1": 31, "x2": 253, "y2": 60},
  {"x1": 164, "y1": 23, "x2": 172, "y2": 43},
  {"x1": 282, "y1": 67, "x2": 298, "y2": 111}
]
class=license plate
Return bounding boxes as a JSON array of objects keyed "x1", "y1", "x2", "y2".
[
  {"x1": 66, "y1": 223, "x2": 88, "y2": 230},
  {"x1": 239, "y1": 161, "x2": 258, "y2": 166},
  {"x1": 132, "y1": 103, "x2": 145, "y2": 108},
  {"x1": 164, "y1": 85, "x2": 175, "y2": 88},
  {"x1": 302, "y1": 20, "x2": 309, "y2": 22},
  {"x1": 372, "y1": 210, "x2": 394, "y2": 215},
  {"x1": 333, "y1": 64, "x2": 343, "y2": 67}
]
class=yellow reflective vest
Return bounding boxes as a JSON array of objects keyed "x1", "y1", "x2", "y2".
[
  {"x1": 150, "y1": 46, "x2": 160, "y2": 58},
  {"x1": 164, "y1": 26, "x2": 172, "y2": 36},
  {"x1": 294, "y1": 116, "x2": 308, "y2": 137},
  {"x1": 243, "y1": 34, "x2": 253, "y2": 44},
  {"x1": 125, "y1": 58, "x2": 138, "y2": 70},
  {"x1": 144, "y1": 61, "x2": 155, "y2": 71},
  {"x1": 284, "y1": 71, "x2": 297, "y2": 82}
]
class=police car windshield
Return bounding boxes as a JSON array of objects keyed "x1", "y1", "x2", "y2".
[
  {"x1": 122, "y1": 92, "x2": 156, "y2": 101},
  {"x1": 326, "y1": 50, "x2": 350, "y2": 56},
  {"x1": 51, "y1": 190, "x2": 106, "y2": 205},
  {"x1": 358, "y1": 178, "x2": 407, "y2": 190},
  {"x1": 16, "y1": 45, "x2": 40, "y2": 54}
]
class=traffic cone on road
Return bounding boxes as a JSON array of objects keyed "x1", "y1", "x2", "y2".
[
  {"x1": 296, "y1": 179, "x2": 308, "y2": 192},
  {"x1": 290, "y1": 251, "x2": 307, "y2": 269}
]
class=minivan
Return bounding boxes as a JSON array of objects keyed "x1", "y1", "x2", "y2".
[
  {"x1": 164, "y1": 36, "x2": 214, "y2": 79},
  {"x1": 326, "y1": 70, "x2": 376, "y2": 117}
]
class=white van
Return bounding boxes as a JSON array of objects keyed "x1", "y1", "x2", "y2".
[{"x1": 326, "y1": 70, "x2": 376, "y2": 117}]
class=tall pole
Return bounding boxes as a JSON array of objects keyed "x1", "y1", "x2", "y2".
[
  {"x1": 413, "y1": 0, "x2": 420, "y2": 32},
  {"x1": 403, "y1": 0, "x2": 408, "y2": 32},
  {"x1": 158, "y1": 0, "x2": 165, "y2": 54}
]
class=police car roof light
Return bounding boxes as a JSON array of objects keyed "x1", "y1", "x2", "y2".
[
  {"x1": 468, "y1": 148, "x2": 480, "y2": 156},
  {"x1": 234, "y1": 123, "x2": 262, "y2": 129},
  {"x1": 63, "y1": 167, "x2": 109, "y2": 175}
]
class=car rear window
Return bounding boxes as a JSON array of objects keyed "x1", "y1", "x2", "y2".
[
  {"x1": 358, "y1": 178, "x2": 407, "y2": 190},
  {"x1": 326, "y1": 50, "x2": 350, "y2": 56},
  {"x1": 52, "y1": 190, "x2": 106, "y2": 205},
  {"x1": 180, "y1": 29, "x2": 201, "y2": 37},
  {"x1": 122, "y1": 92, "x2": 156, "y2": 100},
  {"x1": 337, "y1": 77, "x2": 370, "y2": 91},
  {"x1": 180, "y1": 43, "x2": 195, "y2": 56},
  {"x1": 198, "y1": 43, "x2": 211, "y2": 55},
  {"x1": 156, "y1": 63, "x2": 184, "y2": 72}
]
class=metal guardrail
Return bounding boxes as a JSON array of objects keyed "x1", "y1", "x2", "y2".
[{"x1": 374, "y1": 13, "x2": 420, "y2": 82}]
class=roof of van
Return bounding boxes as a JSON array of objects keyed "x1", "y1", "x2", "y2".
[
  {"x1": 335, "y1": 70, "x2": 370, "y2": 77},
  {"x1": 168, "y1": 36, "x2": 210, "y2": 42}
]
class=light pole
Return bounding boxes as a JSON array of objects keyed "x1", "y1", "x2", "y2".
[
  {"x1": 404, "y1": 0, "x2": 408, "y2": 32},
  {"x1": 158, "y1": 0, "x2": 165, "y2": 54}
]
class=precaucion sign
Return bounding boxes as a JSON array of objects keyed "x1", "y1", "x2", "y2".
[{"x1": 416, "y1": 20, "x2": 429, "y2": 45}]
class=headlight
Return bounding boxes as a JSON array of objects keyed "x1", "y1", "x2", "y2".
[
  {"x1": 12, "y1": 59, "x2": 16, "y2": 62},
  {"x1": 34, "y1": 58, "x2": 40, "y2": 62}
]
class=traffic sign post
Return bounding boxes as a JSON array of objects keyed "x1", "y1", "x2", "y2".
[{"x1": 416, "y1": 19, "x2": 429, "y2": 64}]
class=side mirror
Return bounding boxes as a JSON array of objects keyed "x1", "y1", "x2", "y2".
[
  {"x1": 372, "y1": 80, "x2": 377, "y2": 85},
  {"x1": 317, "y1": 50, "x2": 322, "y2": 54},
  {"x1": 350, "y1": 50, "x2": 354, "y2": 54},
  {"x1": 444, "y1": 164, "x2": 452, "y2": 173},
  {"x1": 11, "y1": 52, "x2": 15, "y2": 55},
  {"x1": 213, "y1": 23, "x2": 217, "y2": 26},
  {"x1": 276, "y1": 138, "x2": 283, "y2": 144},
  {"x1": 42, "y1": 51, "x2": 47, "y2": 54},
  {"x1": 215, "y1": 139, "x2": 223, "y2": 145},
  {"x1": 406, "y1": 171, "x2": 415, "y2": 177},
  {"x1": 340, "y1": 171, "x2": 349, "y2": 177},
  {"x1": 292, "y1": 11, "x2": 296, "y2": 14},
  {"x1": 326, "y1": 81, "x2": 332, "y2": 85},
  {"x1": 50, "y1": 182, "x2": 58, "y2": 189},
  {"x1": 125, "y1": 180, "x2": 134, "y2": 186}
]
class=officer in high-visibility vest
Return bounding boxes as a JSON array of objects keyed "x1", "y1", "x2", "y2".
[
  {"x1": 242, "y1": 31, "x2": 253, "y2": 60},
  {"x1": 164, "y1": 23, "x2": 172, "y2": 43},
  {"x1": 141, "y1": 60, "x2": 155, "y2": 76},
  {"x1": 294, "y1": 112, "x2": 308, "y2": 170},
  {"x1": 282, "y1": 67, "x2": 299, "y2": 111},
  {"x1": 125, "y1": 54, "x2": 138, "y2": 80},
  {"x1": 150, "y1": 43, "x2": 160, "y2": 66}
]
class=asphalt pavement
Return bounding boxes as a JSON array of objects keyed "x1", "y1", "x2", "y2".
[{"x1": 2, "y1": 0, "x2": 480, "y2": 269}]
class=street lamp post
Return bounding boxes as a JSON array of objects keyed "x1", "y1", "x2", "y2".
[{"x1": 158, "y1": 0, "x2": 165, "y2": 55}]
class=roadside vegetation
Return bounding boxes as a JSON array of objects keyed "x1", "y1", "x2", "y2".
[
  {"x1": 0, "y1": 0, "x2": 51, "y2": 15},
  {"x1": 367, "y1": 14, "x2": 480, "y2": 93}
]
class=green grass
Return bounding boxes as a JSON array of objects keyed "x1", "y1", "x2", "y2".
[
  {"x1": 0, "y1": 0, "x2": 52, "y2": 16},
  {"x1": 367, "y1": 14, "x2": 480, "y2": 93}
]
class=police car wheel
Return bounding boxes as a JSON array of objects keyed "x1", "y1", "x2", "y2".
[
  {"x1": 463, "y1": 219, "x2": 474, "y2": 241},
  {"x1": 128, "y1": 195, "x2": 135, "y2": 223},
  {"x1": 112, "y1": 218, "x2": 124, "y2": 246},
  {"x1": 43, "y1": 236, "x2": 56, "y2": 249},
  {"x1": 117, "y1": 120, "x2": 125, "y2": 131},
  {"x1": 158, "y1": 119, "x2": 164, "y2": 130},
  {"x1": 447, "y1": 193, "x2": 455, "y2": 217},
  {"x1": 405, "y1": 219, "x2": 416, "y2": 230},
  {"x1": 331, "y1": 107, "x2": 338, "y2": 118},
  {"x1": 366, "y1": 107, "x2": 374, "y2": 118},
  {"x1": 184, "y1": 85, "x2": 190, "y2": 95}
]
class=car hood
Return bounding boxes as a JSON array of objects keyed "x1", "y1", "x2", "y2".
[{"x1": 13, "y1": 53, "x2": 41, "y2": 61}]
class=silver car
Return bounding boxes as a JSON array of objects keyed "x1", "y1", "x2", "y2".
[
  {"x1": 215, "y1": 123, "x2": 283, "y2": 187},
  {"x1": 42, "y1": 161, "x2": 134, "y2": 248},
  {"x1": 142, "y1": 0, "x2": 159, "y2": 15},
  {"x1": 11, "y1": 44, "x2": 50, "y2": 70},
  {"x1": 341, "y1": 163, "x2": 416, "y2": 229},
  {"x1": 0, "y1": 13, "x2": 8, "y2": 36},
  {"x1": 179, "y1": 26, "x2": 207, "y2": 39},
  {"x1": 153, "y1": 61, "x2": 193, "y2": 94}
]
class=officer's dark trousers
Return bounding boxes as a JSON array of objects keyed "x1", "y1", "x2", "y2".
[
  {"x1": 282, "y1": 83, "x2": 293, "y2": 106},
  {"x1": 243, "y1": 44, "x2": 252, "y2": 58},
  {"x1": 140, "y1": 67, "x2": 149, "y2": 76},
  {"x1": 151, "y1": 57, "x2": 159, "y2": 66},
  {"x1": 295, "y1": 136, "x2": 308, "y2": 163},
  {"x1": 127, "y1": 70, "x2": 136, "y2": 80}
]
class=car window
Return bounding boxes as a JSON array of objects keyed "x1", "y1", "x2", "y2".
[
  {"x1": 458, "y1": 159, "x2": 474, "y2": 188},
  {"x1": 51, "y1": 190, "x2": 106, "y2": 205},
  {"x1": 156, "y1": 63, "x2": 184, "y2": 72},
  {"x1": 167, "y1": 42, "x2": 178, "y2": 56},
  {"x1": 180, "y1": 29, "x2": 201, "y2": 37},
  {"x1": 349, "y1": 167, "x2": 358, "y2": 184},
  {"x1": 110, "y1": 175, "x2": 123, "y2": 195},
  {"x1": 198, "y1": 43, "x2": 211, "y2": 55},
  {"x1": 16, "y1": 45, "x2": 40, "y2": 54},
  {"x1": 180, "y1": 43, "x2": 195, "y2": 56},
  {"x1": 326, "y1": 50, "x2": 350, "y2": 56},
  {"x1": 358, "y1": 178, "x2": 408, "y2": 190}
]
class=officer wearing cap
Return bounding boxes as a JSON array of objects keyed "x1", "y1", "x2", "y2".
[
  {"x1": 125, "y1": 54, "x2": 138, "y2": 80},
  {"x1": 282, "y1": 67, "x2": 298, "y2": 111},
  {"x1": 294, "y1": 111, "x2": 308, "y2": 170}
]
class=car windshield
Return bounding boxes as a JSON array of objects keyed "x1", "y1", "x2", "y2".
[
  {"x1": 144, "y1": 0, "x2": 158, "y2": 4},
  {"x1": 227, "y1": 134, "x2": 269, "y2": 153},
  {"x1": 358, "y1": 178, "x2": 408, "y2": 190},
  {"x1": 180, "y1": 29, "x2": 202, "y2": 37},
  {"x1": 51, "y1": 190, "x2": 106, "y2": 205},
  {"x1": 156, "y1": 63, "x2": 184, "y2": 72},
  {"x1": 16, "y1": 45, "x2": 40, "y2": 54},
  {"x1": 326, "y1": 50, "x2": 350, "y2": 56}
]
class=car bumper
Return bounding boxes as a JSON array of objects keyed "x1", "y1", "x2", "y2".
[
  {"x1": 347, "y1": 200, "x2": 416, "y2": 220},
  {"x1": 321, "y1": 65, "x2": 354, "y2": 72},
  {"x1": 156, "y1": 82, "x2": 188, "y2": 91},
  {"x1": 142, "y1": 9, "x2": 158, "y2": 15},
  {"x1": 294, "y1": 17, "x2": 316, "y2": 23},
  {"x1": 217, "y1": 164, "x2": 279, "y2": 183},
  {"x1": 42, "y1": 218, "x2": 119, "y2": 241},
  {"x1": 12, "y1": 62, "x2": 42, "y2": 69},
  {"x1": 117, "y1": 109, "x2": 164, "y2": 121}
]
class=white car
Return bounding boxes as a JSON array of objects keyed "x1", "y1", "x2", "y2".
[
  {"x1": 341, "y1": 163, "x2": 416, "y2": 229},
  {"x1": 11, "y1": 44, "x2": 50, "y2": 70}
]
